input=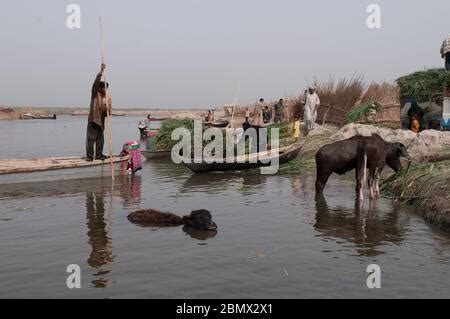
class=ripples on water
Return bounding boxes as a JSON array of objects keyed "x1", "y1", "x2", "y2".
[{"x1": 0, "y1": 117, "x2": 449, "y2": 298}]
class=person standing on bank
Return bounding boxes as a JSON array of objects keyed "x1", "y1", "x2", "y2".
[
  {"x1": 304, "y1": 87, "x2": 320, "y2": 131},
  {"x1": 274, "y1": 99, "x2": 285, "y2": 123},
  {"x1": 86, "y1": 63, "x2": 112, "y2": 161},
  {"x1": 441, "y1": 35, "x2": 450, "y2": 70}
]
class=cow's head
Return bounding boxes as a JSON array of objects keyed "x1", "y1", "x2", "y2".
[{"x1": 386, "y1": 142, "x2": 410, "y2": 172}]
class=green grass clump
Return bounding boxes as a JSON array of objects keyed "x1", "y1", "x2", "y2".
[
  {"x1": 345, "y1": 101, "x2": 382, "y2": 124},
  {"x1": 266, "y1": 121, "x2": 294, "y2": 140},
  {"x1": 154, "y1": 119, "x2": 195, "y2": 150}
]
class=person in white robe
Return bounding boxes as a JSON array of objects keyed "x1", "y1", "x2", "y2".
[{"x1": 303, "y1": 87, "x2": 320, "y2": 131}]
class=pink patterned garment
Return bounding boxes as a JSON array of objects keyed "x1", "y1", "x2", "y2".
[
  {"x1": 123, "y1": 141, "x2": 142, "y2": 172},
  {"x1": 130, "y1": 148, "x2": 142, "y2": 172}
]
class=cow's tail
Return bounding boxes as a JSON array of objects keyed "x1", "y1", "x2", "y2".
[
  {"x1": 362, "y1": 152, "x2": 367, "y2": 184},
  {"x1": 357, "y1": 141, "x2": 368, "y2": 185}
]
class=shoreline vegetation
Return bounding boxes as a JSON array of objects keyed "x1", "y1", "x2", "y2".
[{"x1": 381, "y1": 160, "x2": 450, "y2": 230}]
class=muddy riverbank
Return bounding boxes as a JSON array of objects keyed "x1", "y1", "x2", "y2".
[{"x1": 381, "y1": 160, "x2": 450, "y2": 230}]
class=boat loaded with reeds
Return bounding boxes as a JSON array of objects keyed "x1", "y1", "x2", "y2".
[
  {"x1": 141, "y1": 119, "x2": 195, "y2": 159},
  {"x1": 182, "y1": 141, "x2": 304, "y2": 173}
]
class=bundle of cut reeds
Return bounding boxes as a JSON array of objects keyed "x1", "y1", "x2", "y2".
[
  {"x1": 154, "y1": 119, "x2": 195, "y2": 150},
  {"x1": 396, "y1": 68, "x2": 450, "y2": 103}
]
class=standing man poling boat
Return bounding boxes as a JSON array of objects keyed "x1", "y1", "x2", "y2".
[{"x1": 86, "y1": 63, "x2": 112, "y2": 161}]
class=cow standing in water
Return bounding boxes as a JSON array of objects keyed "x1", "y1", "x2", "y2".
[{"x1": 315, "y1": 134, "x2": 410, "y2": 200}]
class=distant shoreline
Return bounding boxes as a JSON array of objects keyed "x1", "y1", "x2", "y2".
[{"x1": 0, "y1": 106, "x2": 216, "y2": 120}]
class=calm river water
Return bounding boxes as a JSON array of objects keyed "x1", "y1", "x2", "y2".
[{"x1": 0, "y1": 117, "x2": 449, "y2": 298}]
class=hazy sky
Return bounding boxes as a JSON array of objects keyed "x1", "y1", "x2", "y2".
[{"x1": 1, "y1": 0, "x2": 449, "y2": 108}]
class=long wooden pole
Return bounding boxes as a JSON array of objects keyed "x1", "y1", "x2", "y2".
[
  {"x1": 230, "y1": 80, "x2": 240, "y2": 129},
  {"x1": 99, "y1": 16, "x2": 114, "y2": 182}
]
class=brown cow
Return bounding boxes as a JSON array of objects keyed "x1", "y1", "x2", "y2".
[{"x1": 315, "y1": 134, "x2": 410, "y2": 200}]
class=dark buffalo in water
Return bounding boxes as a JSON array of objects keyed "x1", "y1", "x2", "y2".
[
  {"x1": 127, "y1": 209, "x2": 217, "y2": 230},
  {"x1": 315, "y1": 134, "x2": 410, "y2": 200},
  {"x1": 127, "y1": 209, "x2": 184, "y2": 226}
]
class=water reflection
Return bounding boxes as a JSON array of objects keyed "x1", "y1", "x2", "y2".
[
  {"x1": 118, "y1": 174, "x2": 142, "y2": 208},
  {"x1": 84, "y1": 175, "x2": 142, "y2": 288},
  {"x1": 182, "y1": 171, "x2": 268, "y2": 194},
  {"x1": 85, "y1": 191, "x2": 114, "y2": 288},
  {"x1": 314, "y1": 194, "x2": 407, "y2": 257},
  {"x1": 144, "y1": 158, "x2": 189, "y2": 179},
  {"x1": 240, "y1": 173, "x2": 268, "y2": 195},
  {"x1": 182, "y1": 225, "x2": 217, "y2": 240}
]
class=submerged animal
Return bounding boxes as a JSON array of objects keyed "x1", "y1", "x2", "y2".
[
  {"x1": 315, "y1": 133, "x2": 410, "y2": 200},
  {"x1": 127, "y1": 209, "x2": 184, "y2": 226},
  {"x1": 127, "y1": 209, "x2": 217, "y2": 230},
  {"x1": 182, "y1": 209, "x2": 217, "y2": 230}
]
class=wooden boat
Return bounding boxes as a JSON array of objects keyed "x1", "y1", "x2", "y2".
[
  {"x1": 21, "y1": 113, "x2": 57, "y2": 120},
  {"x1": 71, "y1": 110, "x2": 89, "y2": 116},
  {"x1": 0, "y1": 155, "x2": 131, "y2": 184},
  {"x1": 141, "y1": 150, "x2": 172, "y2": 159},
  {"x1": 183, "y1": 141, "x2": 303, "y2": 173},
  {"x1": 148, "y1": 117, "x2": 169, "y2": 121},
  {"x1": 203, "y1": 119, "x2": 229, "y2": 128}
]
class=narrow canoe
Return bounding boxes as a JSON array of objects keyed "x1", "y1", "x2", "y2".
[
  {"x1": 0, "y1": 155, "x2": 130, "y2": 184},
  {"x1": 203, "y1": 119, "x2": 229, "y2": 128},
  {"x1": 182, "y1": 141, "x2": 304, "y2": 173}
]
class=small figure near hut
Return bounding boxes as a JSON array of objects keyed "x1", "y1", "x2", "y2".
[
  {"x1": 206, "y1": 109, "x2": 214, "y2": 122},
  {"x1": 410, "y1": 114, "x2": 420, "y2": 134},
  {"x1": 407, "y1": 101, "x2": 424, "y2": 132},
  {"x1": 263, "y1": 105, "x2": 272, "y2": 124},
  {"x1": 138, "y1": 114, "x2": 151, "y2": 141},
  {"x1": 255, "y1": 98, "x2": 266, "y2": 125},
  {"x1": 258, "y1": 98, "x2": 265, "y2": 109},
  {"x1": 366, "y1": 104, "x2": 378, "y2": 123},
  {"x1": 245, "y1": 107, "x2": 250, "y2": 122},
  {"x1": 274, "y1": 99, "x2": 285, "y2": 123}
]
